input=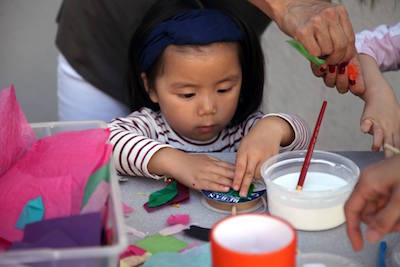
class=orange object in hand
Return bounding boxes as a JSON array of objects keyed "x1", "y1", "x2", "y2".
[{"x1": 347, "y1": 63, "x2": 358, "y2": 81}]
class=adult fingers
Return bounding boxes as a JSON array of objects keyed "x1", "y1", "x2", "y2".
[
  {"x1": 311, "y1": 62, "x2": 327, "y2": 78},
  {"x1": 344, "y1": 182, "x2": 368, "y2": 251},
  {"x1": 296, "y1": 26, "x2": 322, "y2": 58},
  {"x1": 335, "y1": 62, "x2": 350, "y2": 94},
  {"x1": 337, "y1": 5, "x2": 356, "y2": 63},
  {"x1": 365, "y1": 184, "x2": 400, "y2": 243},
  {"x1": 314, "y1": 18, "x2": 333, "y2": 57},
  {"x1": 325, "y1": 22, "x2": 347, "y2": 65},
  {"x1": 324, "y1": 65, "x2": 337, "y2": 88}
]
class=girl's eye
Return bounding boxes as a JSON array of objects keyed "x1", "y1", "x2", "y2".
[
  {"x1": 217, "y1": 88, "x2": 232, "y2": 93},
  {"x1": 179, "y1": 93, "x2": 195, "y2": 99}
]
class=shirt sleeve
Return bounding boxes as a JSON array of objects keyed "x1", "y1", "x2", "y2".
[
  {"x1": 355, "y1": 22, "x2": 400, "y2": 72},
  {"x1": 107, "y1": 109, "x2": 172, "y2": 180},
  {"x1": 263, "y1": 113, "x2": 311, "y2": 151}
]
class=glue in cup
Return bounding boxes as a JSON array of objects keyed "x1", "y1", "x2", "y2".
[
  {"x1": 210, "y1": 214, "x2": 296, "y2": 267},
  {"x1": 261, "y1": 150, "x2": 360, "y2": 231}
]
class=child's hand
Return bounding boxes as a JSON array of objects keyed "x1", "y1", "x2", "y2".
[
  {"x1": 233, "y1": 116, "x2": 294, "y2": 197},
  {"x1": 358, "y1": 54, "x2": 400, "y2": 157},
  {"x1": 360, "y1": 86, "x2": 400, "y2": 157},
  {"x1": 149, "y1": 148, "x2": 235, "y2": 192}
]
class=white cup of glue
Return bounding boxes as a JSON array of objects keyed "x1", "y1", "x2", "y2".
[{"x1": 261, "y1": 150, "x2": 360, "y2": 231}]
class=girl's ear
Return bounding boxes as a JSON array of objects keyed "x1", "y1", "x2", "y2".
[{"x1": 141, "y1": 72, "x2": 159, "y2": 103}]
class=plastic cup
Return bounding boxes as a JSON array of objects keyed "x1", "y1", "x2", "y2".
[
  {"x1": 297, "y1": 252, "x2": 364, "y2": 267},
  {"x1": 261, "y1": 150, "x2": 360, "y2": 231},
  {"x1": 210, "y1": 214, "x2": 296, "y2": 267}
]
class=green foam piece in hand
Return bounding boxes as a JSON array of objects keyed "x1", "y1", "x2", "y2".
[
  {"x1": 148, "y1": 181, "x2": 178, "y2": 208},
  {"x1": 287, "y1": 39, "x2": 326, "y2": 66}
]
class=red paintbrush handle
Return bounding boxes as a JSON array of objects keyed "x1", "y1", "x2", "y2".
[{"x1": 296, "y1": 101, "x2": 327, "y2": 190}]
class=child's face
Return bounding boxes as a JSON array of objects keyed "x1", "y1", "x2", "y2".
[{"x1": 144, "y1": 42, "x2": 242, "y2": 141}]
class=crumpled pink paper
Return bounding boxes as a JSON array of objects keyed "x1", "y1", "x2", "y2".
[
  {"x1": 0, "y1": 129, "x2": 111, "y2": 243},
  {"x1": 0, "y1": 85, "x2": 35, "y2": 176},
  {"x1": 0, "y1": 85, "x2": 112, "y2": 244}
]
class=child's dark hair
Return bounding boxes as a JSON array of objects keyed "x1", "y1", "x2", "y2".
[{"x1": 128, "y1": 0, "x2": 265, "y2": 126}]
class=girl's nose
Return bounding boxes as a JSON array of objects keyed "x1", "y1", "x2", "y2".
[{"x1": 198, "y1": 95, "x2": 217, "y2": 116}]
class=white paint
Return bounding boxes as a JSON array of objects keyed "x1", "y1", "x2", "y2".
[
  {"x1": 268, "y1": 172, "x2": 349, "y2": 231},
  {"x1": 274, "y1": 172, "x2": 347, "y2": 191},
  {"x1": 213, "y1": 215, "x2": 294, "y2": 253}
]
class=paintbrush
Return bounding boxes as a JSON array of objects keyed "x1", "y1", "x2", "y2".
[{"x1": 296, "y1": 101, "x2": 327, "y2": 190}]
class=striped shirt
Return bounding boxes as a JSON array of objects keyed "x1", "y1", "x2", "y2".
[{"x1": 108, "y1": 107, "x2": 310, "y2": 179}]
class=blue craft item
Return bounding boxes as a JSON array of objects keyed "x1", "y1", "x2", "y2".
[
  {"x1": 378, "y1": 241, "x2": 387, "y2": 267},
  {"x1": 15, "y1": 196, "x2": 44, "y2": 229},
  {"x1": 139, "y1": 9, "x2": 243, "y2": 71}
]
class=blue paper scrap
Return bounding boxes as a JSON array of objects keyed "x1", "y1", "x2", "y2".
[{"x1": 15, "y1": 196, "x2": 44, "y2": 230}]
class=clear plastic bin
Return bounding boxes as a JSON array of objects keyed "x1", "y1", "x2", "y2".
[{"x1": 0, "y1": 121, "x2": 128, "y2": 267}]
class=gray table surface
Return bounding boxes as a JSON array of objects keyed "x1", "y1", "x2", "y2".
[{"x1": 120, "y1": 151, "x2": 400, "y2": 267}]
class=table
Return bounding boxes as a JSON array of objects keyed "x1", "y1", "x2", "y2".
[{"x1": 120, "y1": 151, "x2": 400, "y2": 267}]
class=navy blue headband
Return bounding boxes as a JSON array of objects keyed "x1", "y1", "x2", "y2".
[{"x1": 139, "y1": 9, "x2": 243, "y2": 72}]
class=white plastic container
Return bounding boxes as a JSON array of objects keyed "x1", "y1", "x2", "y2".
[
  {"x1": 297, "y1": 252, "x2": 364, "y2": 267},
  {"x1": 261, "y1": 150, "x2": 360, "y2": 231},
  {"x1": 0, "y1": 121, "x2": 128, "y2": 267}
]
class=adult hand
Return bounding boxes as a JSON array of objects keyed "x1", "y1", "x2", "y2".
[
  {"x1": 250, "y1": 0, "x2": 357, "y2": 65},
  {"x1": 310, "y1": 54, "x2": 365, "y2": 96},
  {"x1": 344, "y1": 155, "x2": 400, "y2": 251}
]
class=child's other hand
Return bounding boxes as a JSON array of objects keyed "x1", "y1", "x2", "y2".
[
  {"x1": 357, "y1": 54, "x2": 400, "y2": 157},
  {"x1": 233, "y1": 117, "x2": 294, "y2": 197},
  {"x1": 360, "y1": 87, "x2": 400, "y2": 157},
  {"x1": 310, "y1": 54, "x2": 365, "y2": 96},
  {"x1": 149, "y1": 148, "x2": 235, "y2": 191},
  {"x1": 169, "y1": 152, "x2": 235, "y2": 192}
]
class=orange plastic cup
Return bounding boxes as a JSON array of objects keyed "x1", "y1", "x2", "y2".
[{"x1": 210, "y1": 214, "x2": 296, "y2": 267}]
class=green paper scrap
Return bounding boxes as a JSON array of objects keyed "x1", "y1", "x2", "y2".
[
  {"x1": 135, "y1": 234, "x2": 188, "y2": 254},
  {"x1": 15, "y1": 196, "x2": 44, "y2": 229},
  {"x1": 81, "y1": 163, "x2": 110, "y2": 209},
  {"x1": 142, "y1": 243, "x2": 211, "y2": 267},
  {"x1": 224, "y1": 183, "x2": 254, "y2": 199},
  {"x1": 287, "y1": 39, "x2": 326, "y2": 66},
  {"x1": 148, "y1": 181, "x2": 178, "y2": 208}
]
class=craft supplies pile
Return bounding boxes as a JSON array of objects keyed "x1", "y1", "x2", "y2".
[{"x1": 0, "y1": 85, "x2": 112, "y2": 251}]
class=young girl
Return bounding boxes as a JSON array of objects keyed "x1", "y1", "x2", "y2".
[{"x1": 108, "y1": 0, "x2": 311, "y2": 197}]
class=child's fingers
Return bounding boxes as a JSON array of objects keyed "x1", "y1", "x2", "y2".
[
  {"x1": 344, "y1": 183, "x2": 368, "y2": 251},
  {"x1": 213, "y1": 160, "x2": 236, "y2": 173},
  {"x1": 371, "y1": 125, "x2": 384, "y2": 152},
  {"x1": 360, "y1": 119, "x2": 373, "y2": 134},
  {"x1": 233, "y1": 153, "x2": 248, "y2": 191},
  {"x1": 206, "y1": 173, "x2": 233, "y2": 188},
  {"x1": 201, "y1": 180, "x2": 230, "y2": 192},
  {"x1": 324, "y1": 65, "x2": 337, "y2": 88},
  {"x1": 239, "y1": 159, "x2": 256, "y2": 197}
]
